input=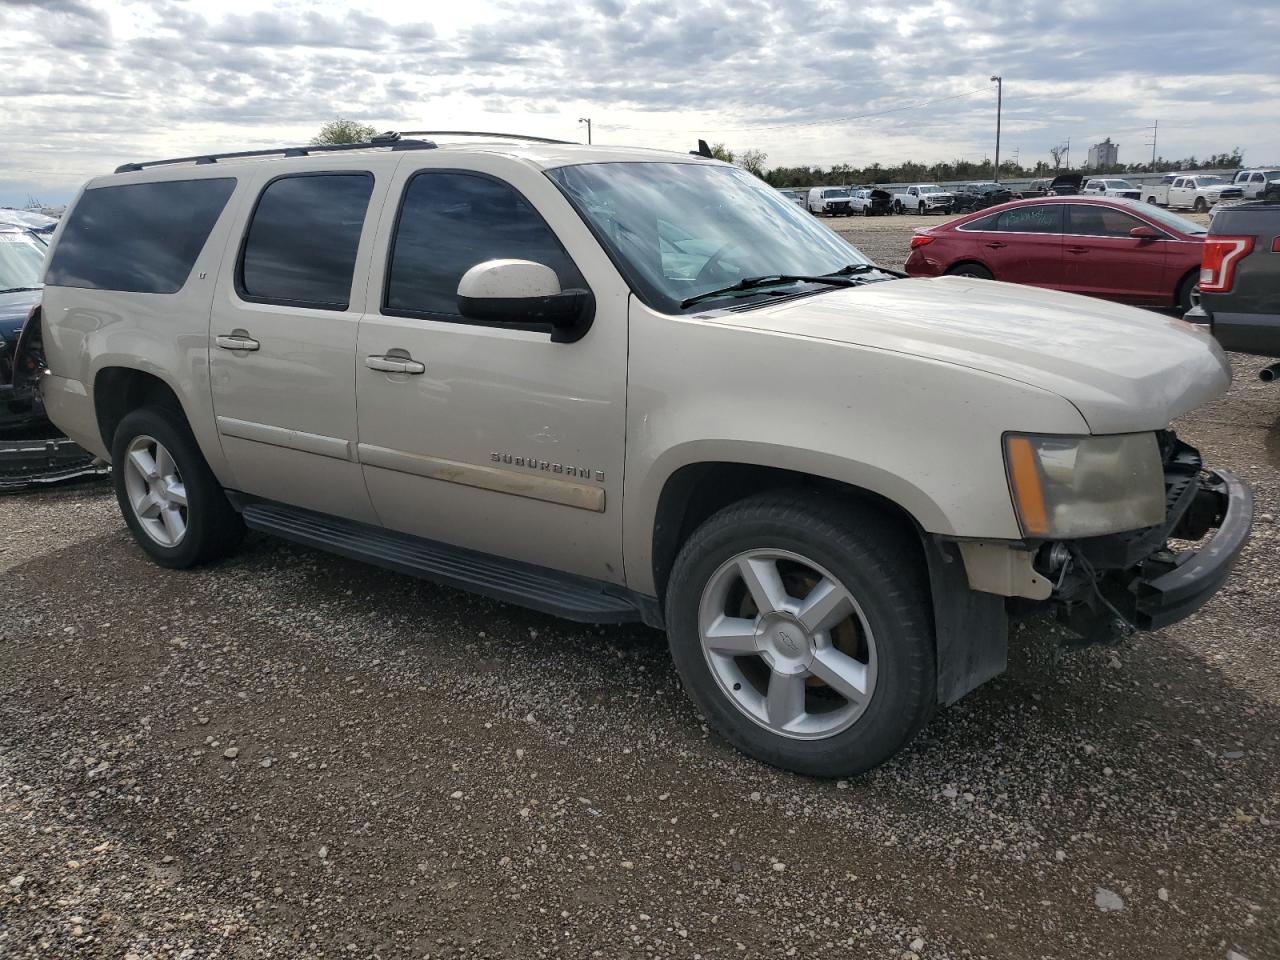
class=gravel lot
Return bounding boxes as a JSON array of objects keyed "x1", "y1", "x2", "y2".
[{"x1": 1, "y1": 213, "x2": 1275, "y2": 960}]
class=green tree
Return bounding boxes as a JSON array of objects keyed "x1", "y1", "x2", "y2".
[
  {"x1": 312, "y1": 118, "x2": 378, "y2": 145},
  {"x1": 708, "y1": 142, "x2": 736, "y2": 163}
]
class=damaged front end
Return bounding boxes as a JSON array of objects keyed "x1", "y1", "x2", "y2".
[
  {"x1": 1, "y1": 303, "x2": 107, "y2": 490},
  {"x1": 1035, "y1": 431, "x2": 1252, "y2": 643}
]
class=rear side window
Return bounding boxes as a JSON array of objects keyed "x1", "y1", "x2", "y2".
[
  {"x1": 384, "y1": 171, "x2": 584, "y2": 320},
  {"x1": 45, "y1": 178, "x2": 235, "y2": 293},
  {"x1": 238, "y1": 173, "x2": 374, "y2": 310},
  {"x1": 992, "y1": 204, "x2": 1063, "y2": 233}
]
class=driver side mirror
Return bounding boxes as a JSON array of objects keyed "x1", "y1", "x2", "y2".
[
  {"x1": 1129, "y1": 225, "x2": 1159, "y2": 241},
  {"x1": 457, "y1": 259, "x2": 594, "y2": 343}
]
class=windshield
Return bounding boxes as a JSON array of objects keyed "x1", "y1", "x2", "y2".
[
  {"x1": 1268, "y1": 172, "x2": 1280, "y2": 183},
  {"x1": 917, "y1": 185, "x2": 942, "y2": 194},
  {"x1": 547, "y1": 162, "x2": 872, "y2": 313},
  {"x1": 0, "y1": 230, "x2": 46, "y2": 291},
  {"x1": 823, "y1": 189, "x2": 850, "y2": 198},
  {"x1": 1130, "y1": 202, "x2": 1207, "y2": 236},
  {"x1": 1107, "y1": 180, "x2": 1135, "y2": 189},
  {"x1": 1196, "y1": 176, "x2": 1228, "y2": 186}
]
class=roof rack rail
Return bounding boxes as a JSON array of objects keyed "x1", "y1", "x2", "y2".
[
  {"x1": 114, "y1": 131, "x2": 436, "y2": 174},
  {"x1": 397, "y1": 130, "x2": 574, "y2": 145}
]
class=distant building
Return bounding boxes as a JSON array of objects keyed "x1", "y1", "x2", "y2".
[{"x1": 1087, "y1": 138, "x2": 1119, "y2": 169}]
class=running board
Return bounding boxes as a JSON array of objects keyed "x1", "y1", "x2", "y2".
[{"x1": 239, "y1": 500, "x2": 653, "y2": 625}]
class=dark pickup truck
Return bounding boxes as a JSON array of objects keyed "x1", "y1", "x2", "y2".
[{"x1": 1186, "y1": 200, "x2": 1280, "y2": 382}]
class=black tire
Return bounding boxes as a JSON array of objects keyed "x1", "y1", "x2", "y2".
[
  {"x1": 946, "y1": 263, "x2": 994, "y2": 280},
  {"x1": 1176, "y1": 271, "x2": 1198, "y2": 314},
  {"x1": 665, "y1": 491, "x2": 935, "y2": 778},
  {"x1": 918, "y1": 203, "x2": 927, "y2": 216},
  {"x1": 1146, "y1": 196, "x2": 1158, "y2": 204},
  {"x1": 1194, "y1": 197, "x2": 1207, "y2": 213},
  {"x1": 863, "y1": 205, "x2": 872, "y2": 217},
  {"x1": 893, "y1": 201, "x2": 902, "y2": 215},
  {"x1": 111, "y1": 406, "x2": 244, "y2": 569}
]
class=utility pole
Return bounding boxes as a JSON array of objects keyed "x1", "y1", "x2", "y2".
[
  {"x1": 990, "y1": 76, "x2": 1002, "y2": 181},
  {"x1": 578, "y1": 117, "x2": 592, "y2": 145},
  {"x1": 1145, "y1": 120, "x2": 1158, "y2": 170}
]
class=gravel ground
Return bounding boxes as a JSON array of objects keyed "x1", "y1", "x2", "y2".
[{"x1": 1, "y1": 215, "x2": 1275, "y2": 960}]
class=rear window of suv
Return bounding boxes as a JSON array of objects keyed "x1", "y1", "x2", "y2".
[
  {"x1": 237, "y1": 172, "x2": 374, "y2": 310},
  {"x1": 44, "y1": 178, "x2": 236, "y2": 293}
]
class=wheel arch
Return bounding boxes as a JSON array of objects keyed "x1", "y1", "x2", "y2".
[
  {"x1": 93, "y1": 365, "x2": 190, "y2": 452},
  {"x1": 646, "y1": 458, "x2": 1007, "y2": 707}
]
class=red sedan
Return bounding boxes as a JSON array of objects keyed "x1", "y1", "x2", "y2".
[{"x1": 904, "y1": 196, "x2": 1206, "y2": 312}]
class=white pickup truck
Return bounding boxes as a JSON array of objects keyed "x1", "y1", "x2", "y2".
[
  {"x1": 892, "y1": 184, "x2": 954, "y2": 215},
  {"x1": 1141, "y1": 174, "x2": 1245, "y2": 212},
  {"x1": 1229, "y1": 169, "x2": 1280, "y2": 200}
]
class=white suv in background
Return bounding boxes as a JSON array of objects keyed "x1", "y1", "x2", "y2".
[
  {"x1": 1081, "y1": 178, "x2": 1141, "y2": 200},
  {"x1": 32, "y1": 132, "x2": 1252, "y2": 777}
]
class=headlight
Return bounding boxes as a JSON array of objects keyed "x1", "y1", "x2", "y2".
[{"x1": 1003, "y1": 433, "x2": 1165, "y2": 539}]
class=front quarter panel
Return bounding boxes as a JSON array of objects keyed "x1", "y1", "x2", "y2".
[{"x1": 623, "y1": 296, "x2": 1090, "y2": 595}]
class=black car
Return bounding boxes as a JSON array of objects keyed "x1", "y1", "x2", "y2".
[
  {"x1": 950, "y1": 182, "x2": 1015, "y2": 213},
  {"x1": 1186, "y1": 199, "x2": 1280, "y2": 380},
  {"x1": 0, "y1": 226, "x2": 105, "y2": 487}
]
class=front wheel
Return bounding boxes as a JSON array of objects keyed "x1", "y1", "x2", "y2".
[
  {"x1": 665, "y1": 492, "x2": 935, "y2": 778},
  {"x1": 112, "y1": 407, "x2": 244, "y2": 568},
  {"x1": 1176, "y1": 271, "x2": 1198, "y2": 314},
  {"x1": 1194, "y1": 197, "x2": 1208, "y2": 213}
]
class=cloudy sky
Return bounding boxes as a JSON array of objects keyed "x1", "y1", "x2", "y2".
[{"x1": 2, "y1": 0, "x2": 1277, "y2": 207}]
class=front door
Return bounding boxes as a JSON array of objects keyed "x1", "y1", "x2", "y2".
[
  {"x1": 354, "y1": 158, "x2": 629, "y2": 583},
  {"x1": 1060, "y1": 204, "x2": 1170, "y2": 304},
  {"x1": 209, "y1": 163, "x2": 384, "y2": 523}
]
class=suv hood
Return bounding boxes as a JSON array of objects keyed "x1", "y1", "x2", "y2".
[{"x1": 720, "y1": 277, "x2": 1230, "y2": 434}]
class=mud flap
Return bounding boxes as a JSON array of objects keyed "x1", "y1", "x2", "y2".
[{"x1": 922, "y1": 536, "x2": 1009, "y2": 705}]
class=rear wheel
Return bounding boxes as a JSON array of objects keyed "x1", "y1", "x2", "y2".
[
  {"x1": 665, "y1": 492, "x2": 935, "y2": 777},
  {"x1": 1147, "y1": 196, "x2": 1158, "y2": 204},
  {"x1": 945, "y1": 263, "x2": 993, "y2": 280},
  {"x1": 112, "y1": 407, "x2": 244, "y2": 568}
]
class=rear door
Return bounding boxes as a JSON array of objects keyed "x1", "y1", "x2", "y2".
[
  {"x1": 209, "y1": 162, "x2": 386, "y2": 522},
  {"x1": 961, "y1": 203, "x2": 1064, "y2": 285},
  {"x1": 1060, "y1": 204, "x2": 1170, "y2": 304}
]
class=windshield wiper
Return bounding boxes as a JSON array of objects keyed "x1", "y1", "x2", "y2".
[
  {"x1": 0, "y1": 286, "x2": 41, "y2": 294},
  {"x1": 825, "y1": 262, "x2": 907, "y2": 280},
  {"x1": 681, "y1": 274, "x2": 855, "y2": 309}
]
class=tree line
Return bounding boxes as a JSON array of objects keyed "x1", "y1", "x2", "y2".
[{"x1": 707, "y1": 143, "x2": 1247, "y2": 187}]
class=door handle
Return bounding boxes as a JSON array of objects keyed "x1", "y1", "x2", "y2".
[
  {"x1": 985, "y1": 241, "x2": 1006, "y2": 249},
  {"x1": 1067, "y1": 246, "x2": 1090, "y2": 254},
  {"x1": 215, "y1": 334, "x2": 260, "y2": 351},
  {"x1": 365, "y1": 355, "x2": 426, "y2": 375}
]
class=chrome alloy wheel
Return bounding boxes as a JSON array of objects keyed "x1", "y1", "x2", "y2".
[
  {"x1": 697, "y1": 549, "x2": 878, "y2": 740},
  {"x1": 122, "y1": 435, "x2": 188, "y2": 548}
]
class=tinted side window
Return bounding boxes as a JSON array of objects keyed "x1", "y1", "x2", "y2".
[
  {"x1": 385, "y1": 172, "x2": 584, "y2": 319},
  {"x1": 993, "y1": 204, "x2": 1063, "y2": 233},
  {"x1": 957, "y1": 212, "x2": 1000, "y2": 231},
  {"x1": 1067, "y1": 205, "x2": 1146, "y2": 238},
  {"x1": 238, "y1": 173, "x2": 373, "y2": 310},
  {"x1": 45, "y1": 178, "x2": 235, "y2": 293}
]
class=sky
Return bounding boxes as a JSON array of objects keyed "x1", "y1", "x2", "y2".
[{"x1": 2, "y1": 0, "x2": 1278, "y2": 208}]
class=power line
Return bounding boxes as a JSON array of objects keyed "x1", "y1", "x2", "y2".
[{"x1": 613, "y1": 87, "x2": 991, "y2": 135}]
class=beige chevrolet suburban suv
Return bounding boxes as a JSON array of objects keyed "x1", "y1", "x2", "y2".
[{"x1": 33, "y1": 132, "x2": 1252, "y2": 776}]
